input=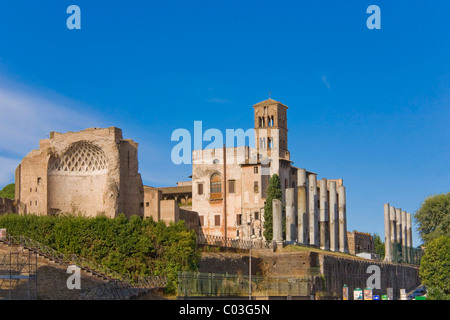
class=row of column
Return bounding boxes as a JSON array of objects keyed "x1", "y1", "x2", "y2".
[
  {"x1": 273, "y1": 169, "x2": 349, "y2": 253},
  {"x1": 383, "y1": 203, "x2": 413, "y2": 262}
]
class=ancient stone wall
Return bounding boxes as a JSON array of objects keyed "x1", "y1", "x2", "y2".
[
  {"x1": 15, "y1": 127, "x2": 144, "y2": 218},
  {"x1": 319, "y1": 254, "x2": 420, "y2": 299},
  {"x1": 0, "y1": 197, "x2": 15, "y2": 214}
]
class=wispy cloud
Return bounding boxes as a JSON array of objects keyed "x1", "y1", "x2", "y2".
[
  {"x1": 321, "y1": 75, "x2": 331, "y2": 90},
  {"x1": 0, "y1": 75, "x2": 104, "y2": 185},
  {"x1": 206, "y1": 97, "x2": 230, "y2": 103}
]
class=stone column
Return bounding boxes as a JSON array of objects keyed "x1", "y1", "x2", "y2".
[
  {"x1": 384, "y1": 203, "x2": 392, "y2": 262},
  {"x1": 407, "y1": 212, "x2": 412, "y2": 248},
  {"x1": 396, "y1": 208, "x2": 402, "y2": 246},
  {"x1": 406, "y1": 212, "x2": 412, "y2": 263},
  {"x1": 286, "y1": 188, "x2": 296, "y2": 243},
  {"x1": 390, "y1": 206, "x2": 397, "y2": 244},
  {"x1": 329, "y1": 181, "x2": 338, "y2": 252},
  {"x1": 338, "y1": 185, "x2": 348, "y2": 253},
  {"x1": 272, "y1": 199, "x2": 283, "y2": 246},
  {"x1": 401, "y1": 210, "x2": 408, "y2": 262},
  {"x1": 319, "y1": 178, "x2": 329, "y2": 250},
  {"x1": 297, "y1": 169, "x2": 308, "y2": 245},
  {"x1": 308, "y1": 174, "x2": 319, "y2": 247}
]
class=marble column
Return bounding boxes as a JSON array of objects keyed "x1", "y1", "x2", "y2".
[
  {"x1": 384, "y1": 203, "x2": 392, "y2": 262},
  {"x1": 396, "y1": 208, "x2": 402, "y2": 246},
  {"x1": 406, "y1": 212, "x2": 412, "y2": 263},
  {"x1": 319, "y1": 178, "x2": 329, "y2": 250},
  {"x1": 338, "y1": 185, "x2": 348, "y2": 253},
  {"x1": 272, "y1": 199, "x2": 283, "y2": 246},
  {"x1": 286, "y1": 188, "x2": 296, "y2": 243},
  {"x1": 407, "y1": 212, "x2": 413, "y2": 248},
  {"x1": 401, "y1": 210, "x2": 408, "y2": 261},
  {"x1": 329, "y1": 181, "x2": 338, "y2": 252},
  {"x1": 390, "y1": 206, "x2": 397, "y2": 244},
  {"x1": 297, "y1": 169, "x2": 308, "y2": 245},
  {"x1": 308, "y1": 174, "x2": 319, "y2": 247}
]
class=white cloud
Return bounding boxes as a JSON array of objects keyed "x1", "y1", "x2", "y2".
[
  {"x1": 206, "y1": 98, "x2": 230, "y2": 103},
  {"x1": 0, "y1": 75, "x2": 104, "y2": 186},
  {"x1": 321, "y1": 75, "x2": 331, "y2": 90}
]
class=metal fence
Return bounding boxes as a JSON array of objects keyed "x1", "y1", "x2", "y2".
[
  {"x1": 391, "y1": 243, "x2": 423, "y2": 265},
  {"x1": 81, "y1": 276, "x2": 167, "y2": 300},
  {"x1": 196, "y1": 234, "x2": 273, "y2": 250},
  {"x1": 0, "y1": 250, "x2": 37, "y2": 300},
  {"x1": 178, "y1": 271, "x2": 312, "y2": 298}
]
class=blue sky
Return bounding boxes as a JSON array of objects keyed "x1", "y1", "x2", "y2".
[{"x1": 0, "y1": 1, "x2": 449, "y2": 246}]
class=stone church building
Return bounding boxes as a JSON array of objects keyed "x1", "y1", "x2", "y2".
[
  {"x1": 191, "y1": 98, "x2": 349, "y2": 252},
  {"x1": 13, "y1": 98, "x2": 352, "y2": 253}
]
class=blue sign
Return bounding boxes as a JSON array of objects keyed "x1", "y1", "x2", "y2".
[{"x1": 373, "y1": 295, "x2": 380, "y2": 300}]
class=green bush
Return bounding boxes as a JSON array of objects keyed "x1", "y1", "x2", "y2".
[
  {"x1": 419, "y1": 236, "x2": 450, "y2": 300},
  {"x1": 0, "y1": 213, "x2": 200, "y2": 294},
  {"x1": 0, "y1": 183, "x2": 15, "y2": 200}
]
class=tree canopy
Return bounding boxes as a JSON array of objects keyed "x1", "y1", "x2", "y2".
[
  {"x1": 0, "y1": 183, "x2": 15, "y2": 200},
  {"x1": 263, "y1": 174, "x2": 283, "y2": 241},
  {"x1": 414, "y1": 192, "x2": 450, "y2": 244},
  {"x1": 419, "y1": 236, "x2": 450, "y2": 300}
]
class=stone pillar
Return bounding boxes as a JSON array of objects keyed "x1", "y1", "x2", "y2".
[
  {"x1": 329, "y1": 181, "x2": 338, "y2": 252},
  {"x1": 407, "y1": 212, "x2": 412, "y2": 248},
  {"x1": 272, "y1": 199, "x2": 283, "y2": 247},
  {"x1": 308, "y1": 174, "x2": 319, "y2": 247},
  {"x1": 401, "y1": 210, "x2": 408, "y2": 262},
  {"x1": 338, "y1": 185, "x2": 348, "y2": 253},
  {"x1": 406, "y1": 212, "x2": 412, "y2": 263},
  {"x1": 297, "y1": 169, "x2": 308, "y2": 245},
  {"x1": 286, "y1": 188, "x2": 296, "y2": 243},
  {"x1": 396, "y1": 208, "x2": 402, "y2": 246},
  {"x1": 319, "y1": 178, "x2": 329, "y2": 250},
  {"x1": 384, "y1": 203, "x2": 392, "y2": 262},
  {"x1": 390, "y1": 206, "x2": 397, "y2": 244}
]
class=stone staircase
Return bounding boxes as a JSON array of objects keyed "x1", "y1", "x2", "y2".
[{"x1": 0, "y1": 233, "x2": 167, "y2": 300}]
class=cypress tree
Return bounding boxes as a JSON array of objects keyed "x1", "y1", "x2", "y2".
[{"x1": 263, "y1": 174, "x2": 283, "y2": 240}]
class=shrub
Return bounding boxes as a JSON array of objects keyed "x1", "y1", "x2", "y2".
[{"x1": 0, "y1": 213, "x2": 199, "y2": 294}]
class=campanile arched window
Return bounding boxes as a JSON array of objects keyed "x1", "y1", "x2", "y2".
[{"x1": 210, "y1": 173, "x2": 222, "y2": 200}]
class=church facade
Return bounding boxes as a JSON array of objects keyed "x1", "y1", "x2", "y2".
[{"x1": 191, "y1": 98, "x2": 349, "y2": 252}]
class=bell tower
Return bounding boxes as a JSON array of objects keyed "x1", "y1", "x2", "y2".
[{"x1": 252, "y1": 98, "x2": 289, "y2": 161}]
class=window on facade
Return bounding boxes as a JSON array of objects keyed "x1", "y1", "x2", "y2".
[
  {"x1": 254, "y1": 181, "x2": 259, "y2": 193},
  {"x1": 199, "y1": 216, "x2": 204, "y2": 226},
  {"x1": 236, "y1": 214, "x2": 242, "y2": 225},
  {"x1": 37, "y1": 177, "x2": 41, "y2": 185},
  {"x1": 268, "y1": 137, "x2": 274, "y2": 149},
  {"x1": 146, "y1": 202, "x2": 150, "y2": 207},
  {"x1": 254, "y1": 166, "x2": 258, "y2": 174},
  {"x1": 254, "y1": 212, "x2": 259, "y2": 220},
  {"x1": 214, "y1": 214, "x2": 221, "y2": 226},
  {"x1": 228, "y1": 180, "x2": 235, "y2": 194},
  {"x1": 210, "y1": 173, "x2": 222, "y2": 200},
  {"x1": 198, "y1": 183, "x2": 204, "y2": 195}
]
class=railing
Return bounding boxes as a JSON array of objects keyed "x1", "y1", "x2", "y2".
[
  {"x1": 178, "y1": 271, "x2": 312, "y2": 298},
  {"x1": 0, "y1": 232, "x2": 167, "y2": 299},
  {"x1": 196, "y1": 234, "x2": 273, "y2": 250}
]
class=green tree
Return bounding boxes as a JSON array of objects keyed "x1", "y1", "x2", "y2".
[
  {"x1": 263, "y1": 174, "x2": 283, "y2": 241},
  {"x1": 373, "y1": 233, "x2": 385, "y2": 260},
  {"x1": 419, "y1": 236, "x2": 450, "y2": 300},
  {"x1": 0, "y1": 183, "x2": 15, "y2": 199},
  {"x1": 415, "y1": 192, "x2": 450, "y2": 244}
]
